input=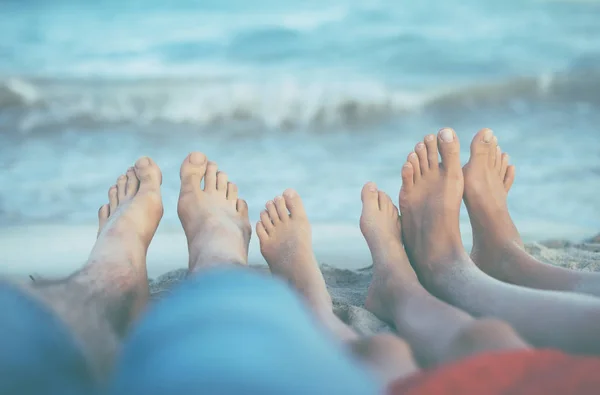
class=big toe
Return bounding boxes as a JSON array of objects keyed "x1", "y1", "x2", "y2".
[
  {"x1": 180, "y1": 152, "x2": 207, "y2": 194},
  {"x1": 361, "y1": 182, "x2": 379, "y2": 211},
  {"x1": 469, "y1": 128, "x2": 495, "y2": 163},
  {"x1": 283, "y1": 189, "x2": 306, "y2": 219},
  {"x1": 437, "y1": 128, "x2": 462, "y2": 173},
  {"x1": 134, "y1": 157, "x2": 162, "y2": 193}
]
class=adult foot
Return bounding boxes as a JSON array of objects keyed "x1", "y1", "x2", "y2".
[
  {"x1": 91, "y1": 157, "x2": 164, "y2": 312},
  {"x1": 256, "y1": 189, "x2": 332, "y2": 313},
  {"x1": 361, "y1": 182, "x2": 419, "y2": 322},
  {"x1": 463, "y1": 129, "x2": 524, "y2": 278},
  {"x1": 178, "y1": 152, "x2": 252, "y2": 271},
  {"x1": 398, "y1": 129, "x2": 470, "y2": 288}
]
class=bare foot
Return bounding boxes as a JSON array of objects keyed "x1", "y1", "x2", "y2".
[
  {"x1": 256, "y1": 189, "x2": 332, "y2": 313},
  {"x1": 398, "y1": 129, "x2": 470, "y2": 287},
  {"x1": 91, "y1": 157, "x2": 164, "y2": 315},
  {"x1": 361, "y1": 182, "x2": 419, "y2": 322},
  {"x1": 177, "y1": 152, "x2": 251, "y2": 271},
  {"x1": 463, "y1": 128, "x2": 523, "y2": 278}
]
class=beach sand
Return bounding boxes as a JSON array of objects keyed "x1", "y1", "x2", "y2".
[{"x1": 149, "y1": 236, "x2": 600, "y2": 336}]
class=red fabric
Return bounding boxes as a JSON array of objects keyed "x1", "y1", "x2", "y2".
[{"x1": 388, "y1": 350, "x2": 600, "y2": 395}]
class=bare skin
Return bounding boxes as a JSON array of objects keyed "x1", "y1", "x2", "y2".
[
  {"x1": 22, "y1": 157, "x2": 164, "y2": 378},
  {"x1": 361, "y1": 181, "x2": 528, "y2": 367},
  {"x1": 177, "y1": 152, "x2": 252, "y2": 270},
  {"x1": 256, "y1": 189, "x2": 418, "y2": 385},
  {"x1": 399, "y1": 129, "x2": 600, "y2": 355},
  {"x1": 464, "y1": 128, "x2": 600, "y2": 297}
]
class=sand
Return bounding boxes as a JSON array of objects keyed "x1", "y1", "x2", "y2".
[{"x1": 149, "y1": 236, "x2": 600, "y2": 336}]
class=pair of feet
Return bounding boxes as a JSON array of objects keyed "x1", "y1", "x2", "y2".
[{"x1": 91, "y1": 128, "x2": 521, "y2": 330}]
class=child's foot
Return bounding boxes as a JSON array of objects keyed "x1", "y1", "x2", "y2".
[
  {"x1": 360, "y1": 182, "x2": 420, "y2": 322},
  {"x1": 256, "y1": 189, "x2": 332, "y2": 312},
  {"x1": 463, "y1": 129, "x2": 522, "y2": 278}
]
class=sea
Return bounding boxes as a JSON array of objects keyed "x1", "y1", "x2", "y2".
[{"x1": 1, "y1": 0, "x2": 599, "y2": 277}]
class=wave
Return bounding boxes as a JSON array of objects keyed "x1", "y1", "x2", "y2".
[{"x1": 1, "y1": 70, "x2": 599, "y2": 132}]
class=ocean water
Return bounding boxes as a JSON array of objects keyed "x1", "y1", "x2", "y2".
[{"x1": 1, "y1": 0, "x2": 600, "y2": 274}]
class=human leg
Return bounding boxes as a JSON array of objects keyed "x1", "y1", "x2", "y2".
[
  {"x1": 257, "y1": 188, "x2": 418, "y2": 385},
  {"x1": 464, "y1": 128, "x2": 600, "y2": 297},
  {"x1": 109, "y1": 154, "x2": 380, "y2": 395},
  {"x1": 360, "y1": 182, "x2": 527, "y2": 367},
  {"x1": 399, "y1": 129, "x2": 600, "y2": 355}
]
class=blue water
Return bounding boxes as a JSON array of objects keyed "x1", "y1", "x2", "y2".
[{"x1": 0, "y1": 0, "x2": 599, "y2": 243}]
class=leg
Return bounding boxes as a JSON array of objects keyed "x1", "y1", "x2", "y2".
[
  {"x1": 360, "y1": 181, "x2": 527, "y2": 367},
  {"x1": 400, "y1": 129, "x2": 600, "y2": 355},
  {"x1": 464, "y1": 128, "x2": 600, "y2": 297},
  {"x1": 15, "y1": 158, "x2": 163, "y2": 378},
  {"x1": 257, "y1": 189, "x2": 418, "y2": 384},
  {"x1": 109, "y1": 154, "x2": 380, "y2": 394}
]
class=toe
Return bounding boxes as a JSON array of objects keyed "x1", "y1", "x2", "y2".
[
  {"x1": 408, "y1": 152, "x2": 421, "y2": 182},
  {"x1": 361, "y1": 182, "x2": 379, "y2": 211},
  {"x1": 203, "y1": 161, "x2": 218, "y2": 192},
  {"x1": 401, "y1": 163, "x2": 414, "y2": 192},
  {"x1": 98, "y1": 204, "x2": 109, "y2": 232},
  {"x1": 378, "y1": 190, "x2": 392, "y2": 211},
  {"x1": 108, "y1": 185, "x2": 118, "y2": 213},
  {"x1": 469, "y1": 128, "x2": 495, "y2": 162},
  {"x1": 256, "y1": 221, "x2": 269, "y2": 240},
  {"x1": 424, "y1": 134, "x2": 439, "y2": 170},
  {"x1": 274, "y1": 196, "x2": 289, "y2": 222},
  {"x1": 266, "y1": 200, "x2": 280, "y2": 224},
  {"x1": 260, "y1": 210, "x2": 274, "y2": 231},
  {"x1": 500, "y1": 153, "x2": 509, "y2": 178},
  {"x1": 438, "y1": 128, "x2": 462, "y2": 172},
  {"x1": 489, "y1": 136, "x2": 499, "y2": 167},
  {"x1": 236, "y1": 199, "x2": 249, "y2": 216},
  {"x1": 116, "y1": 175, "x2": 127, "y2": 202},
  {"x1": 504, "y1": 165, "x2": 516, "y2": 191},
  {"x1": 134, "y1": 156, "x2": 162, "y2": 193},
  {"x1": 227, "y1": 182, "x2": 238, "y2": 201},
  {"x1": 180, "y1": 152, "x2": 207, "y2": 194},
  {"x1": 494, "y1": 146, "x2": 502, "y2": 170},
  {"x1": 283, "y1": 189, "x2": 306, "y2": 219},
  {"x1": 125, "y1": 167, "x2": 139, "y2": 197},
  {"x1": 216, "y1": 171, "x2": 228, "y2": 195},
  {"x1": 415, "y1": 142, "x2": 429, "y2": 175}
]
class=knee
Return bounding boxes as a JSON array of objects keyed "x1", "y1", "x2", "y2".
[
  {"x1": 351, "y1": 333, "x2": 413, "y2": 362},
  {"x1": 447, "y1": 319, "x2": 529, "y2": 360},
  {"x1": 350, "y1": 334, "x2": 418, "y2": 384}
]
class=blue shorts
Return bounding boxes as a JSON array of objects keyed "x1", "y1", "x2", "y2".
[{"x1": 0, "y1": 267, "x2": 380, "y2": 395}]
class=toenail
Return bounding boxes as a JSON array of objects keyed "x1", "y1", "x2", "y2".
[
  {"x1": 482, "y1": 129, "x2": 493, "y2": 143},
  {"x1": 425, "y1": 134, "x2": 435, "y2": 142},
  {"x1": 189, "y1": 152, "x2": 206, "y2": 165},
  {"x1": 267, "y1": 201, "x2": 274, "y2": 206},
  {"x1": 403, "y1": 163, "x2": 413, "y2": 169},
  {"x1": 118, "y1": 175, "x2": 126, "y2": 181},
  {"x1": 283, "y1": 189, "x2": 297, "y2": 198},
  {"x1": 367, "y1": 182, "x2": 377, "y2": 192},
  {"x1": 135, "y1": 157, "x2": 151, "y2": 168},
  {"x1": 439, "y1": 128, "x2": 454, "y2": 142},
  {"x1": 409, "y1": 152, "x2": 418, "y2": 160},
  {"x1": 416, "y1": 143, "x2": 425, "y2": 150},
  {"x1": 274, "y1": 196, "x2": 283, "y2": 202}
]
